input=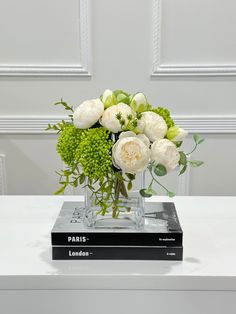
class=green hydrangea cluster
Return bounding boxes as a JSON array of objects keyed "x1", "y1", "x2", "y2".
[
  {"x1": 75, "y1": 128, "x2": 113, "y2": 180},
  {"x1": 152, "y1": 106, "x2": 175, "y2": 128},
  {"x1": 57, "y1": 124, "x2": 85, "y2": 166}
]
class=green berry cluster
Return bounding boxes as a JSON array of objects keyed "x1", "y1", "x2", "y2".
[
  {"x1": 56, "y1": 124, "x2": 85, "y2": 166},
  {"x1": 75, "y1": 128, "x2": 113, "y2": 180},
  {"x1": 152, "y1": 106, "x2": 175, "y2": 128}
]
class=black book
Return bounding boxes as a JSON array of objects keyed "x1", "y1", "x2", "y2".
[
  {"x1": 51, "y1": 202, "x2": 183, "y2": 247},
  {"x1": 52, "y1": 246, "x2": 183, "y2": 260}
]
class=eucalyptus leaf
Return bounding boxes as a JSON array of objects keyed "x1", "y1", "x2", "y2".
[
  {"x1": 167, "y1": 191, "x2": 175, "y2": 198},
  {"x1": 189, "y1": 160, "x2": 204, "y2": 167},
  {"x1": 139, "y1": 189, "x2": 153, "y2": 198},
  {"x1": 198, "y1": 138, "x2": 205, "y2": 145},
  {"x1": 179, "y1": 164, "x2": 187, "y2": 175},
  {"x1": 179, "y1": 151, "x2": 187, "y2": 166},
  {"x1": 154, "y1": 164, "x2": 167, "y2": 176},
  {"x1": 193, "y1": 134, "x2": 201, "y2": 144}
]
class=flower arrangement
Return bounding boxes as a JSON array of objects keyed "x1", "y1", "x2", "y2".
[{"x1": 47, "y1": 89, "x2": 204, "y2": 218}]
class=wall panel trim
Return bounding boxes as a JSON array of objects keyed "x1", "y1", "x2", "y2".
[
  {"x1": 0, "y1": 154, "x2": 7, "y2": 195},
  {"x1": 0, "y1": 115, "x2": 235, "y2": 134},
  {"x1": 0, "y1": 0, "x2": 90, "y2": 77},
  {"x1": 152, "y1": 0, "x2": 236, "y2": 76}
]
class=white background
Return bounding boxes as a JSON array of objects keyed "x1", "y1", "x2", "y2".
[{"x1": 0, "y1": 0, "x2": 235, "y2": 196}]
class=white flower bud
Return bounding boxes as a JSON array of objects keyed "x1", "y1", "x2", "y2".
[
  {"x1": 151, "y1": 139, "x2": 180, "y2": 172},
  {"x1": 101, "y1": 89, "x2": 117, "y2": 108},
  {"x1": 130, "y1": 93, "x2": 152, "y2": 112},
  {"x1": 140, "y1": 111, "x2": 167, "y2": 142},
  {"x1": 100, "y1": 103, "x2": 134, "y2": 133},
  {"x1": 112, "y1": 136, "x2": 150, "y2": 174},
  {"x1": 73, "y1": 98, "x2": 104, "y2": 129},
  {"x1": 167, "y1": 126, "x2": 188, "y2": 142}
]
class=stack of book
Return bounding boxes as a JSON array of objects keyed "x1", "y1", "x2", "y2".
[{"x1": 51, "y1": 201, "x2": 183, "y2": 260}]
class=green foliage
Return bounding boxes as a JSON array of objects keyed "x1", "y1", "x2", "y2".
[
  {"x1": 178, "y1": 134, "x2": 204, "y2": 175},
  {"x1": 54, "y1": 99, "x2": 74, "y2": 113},
  {"x1": 140, "y1": 188, "x2": 153, "y2": 198},
  {"x1": 56, "y1": 124, "x2": 85, "y2": 166},
  {"x1": 193, "y1": 134, "x2": 205, "y2": 145},
  {"x1": 152, "y1": 106, "x2": 175, "y2": 128},
  {"x1": 139, "y1": 162, "x2": 175, "y2": 198},
  {"x1": 75, "y1": 128, "x2": 113, "y2": 180},
  {"x1": 189, "y1": 160, "x2": 204, "y2": 167},
  {"x1": 154, "y1": 164, "x2": 167, "y2": 177}
]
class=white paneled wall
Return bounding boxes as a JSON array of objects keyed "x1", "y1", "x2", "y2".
[{"x1": 0, "y1": 0, "x2": 235, "y2": 196}]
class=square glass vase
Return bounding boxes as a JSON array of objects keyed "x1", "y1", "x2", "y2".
[{"x1": 83, "y1": 173, "x2": 145, "y2": 230}]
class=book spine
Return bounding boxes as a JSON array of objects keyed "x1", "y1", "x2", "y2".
[
  {"x1": 52, "y1": 246, "x2": 183, "y2": 261},
  {"x1": 51, "y1": 232, "x2": 182, "y2": 247}
]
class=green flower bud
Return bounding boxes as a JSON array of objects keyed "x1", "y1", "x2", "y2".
[
  {"x1": 167, "y1": 126, "x2": 188, "y2": 142},
  {"x1": 130, "y1": 92, "x2": 152, "y2": 113},
  {"x1": 101, "y1": 89, "x2": 117, "y2": 108}
]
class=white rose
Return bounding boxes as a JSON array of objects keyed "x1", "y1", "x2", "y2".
[
  {"x1": 112, "y1": 136, "x2": 150, "y2": 174},
  {"x1": 151, "y1": 139, "x2": 180, "y2": 172},
  {"x1": 73, "y1": 98, "x2": 104, "y2": 129},
  {"x1": 140, "y1": 111, "x2": 167, "y2": 142},
  {"x1": 100, "y1": 103, "x2": 134, "y2": 133},
  {"x1": 167, "y1": 126, "x2": 188, "y2": 142}
]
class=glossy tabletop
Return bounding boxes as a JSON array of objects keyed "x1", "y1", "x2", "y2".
[{"x1": 0, "y1": 195, "x2": 236, "y2": 291}]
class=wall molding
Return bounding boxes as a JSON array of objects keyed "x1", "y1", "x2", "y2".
[
  {"x1": 0, "y1": 154, "x2": 7, "y2": 195},
  {"x1": 152, "y1": 0, "x2": 236, "y2": 76},
  {"x1": 0, "y1": 115, "x2": 235, "y2": 134},
  {"x1": 0, "y1": 0, "x2": 90, "y2": 77}
]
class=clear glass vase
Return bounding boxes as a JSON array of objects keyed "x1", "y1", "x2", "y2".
[{"x1": 83, "y1": 172, "x2": 145, "y2": 230}]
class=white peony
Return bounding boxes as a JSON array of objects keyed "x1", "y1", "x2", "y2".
[
  {"x1": 151, "y1": 139, "x2": 180, "y2": 172},
  {"x1": 139, "y1": 111, "x2": 167, "y2": 142},
  {"x1": 119, "y1": 131, "x2": 150, "y2": 147},
  {"x1": 167, "y1": 126, "x2": 188, "y2": 142},
  {"x1": 100, "y1": 103, "x2": 134, "y2": 133},
  {"x1": 73, "y1": 98, "x2": 104, "y2": 129},
  {"x1": 112, "y1": 136, "x2": 151, "y2": 174}
]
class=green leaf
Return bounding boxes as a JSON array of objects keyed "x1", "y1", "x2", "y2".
[
  {"x1": 198, "y1": 138, "x2": 205, "y2": 145},
  {"x1": 189, "y1": 160, "x2": 204, "y2": 167},
  {"x1": 154, "y1": 164, "x2": 167, "y2": 176},
  {"x1": 167, "y1": 191, "x2": 175, "y2": 198},
  {"x1": 113, "y1": 90, "x2": 129, "y2": 97},
  {"x1": 126, "y1": 173, "x2": 135, "y2": 181},
  {"x1": 139, "y1": 189, "x2": 153, "y2": 198},
  {"x1": 54, "y1": 185, "x2": 66, "y2": 195},
  {"x1": 179, "y1": 151, "x2": 187, "y2": 166},
  {"x1": 79, "y1": 173, "x2": 86, "y2": 184},
  {"x1": 117, "y1": 94, "x2": 129, "y2": 104},
  {"x1": 72, "y1": 180, "x2": 78, "y2": 188},
  {"x1": 179, "y1": 164, "x2": 187, "y2": 175},
  {"x1": 193, "y1": 134, "x2": 200, "y2": 144},
  {"x1": 193, "y1": 134, "x2": 204, "y2": 145},
  {"x1": 127, "y1": 181, "x2": 132, "y2": 191},
  {"x1": 119, "y1": 180, "x2": 129, "y2": 198},
  {"x1": 175, "y1": 141, "x2": 183, "y2": 148}
]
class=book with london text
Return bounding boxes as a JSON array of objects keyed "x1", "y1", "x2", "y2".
[
  {"x1": 52, "y1": 245, "x2": 183, "y2": 260},
  {"x1": 51, "y1": 201, "x2": 183, "y2": 247}
]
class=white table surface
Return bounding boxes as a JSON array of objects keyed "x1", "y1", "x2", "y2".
[{"x1": 0, "y1": 195, "x2": 236, "y2": 292}]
